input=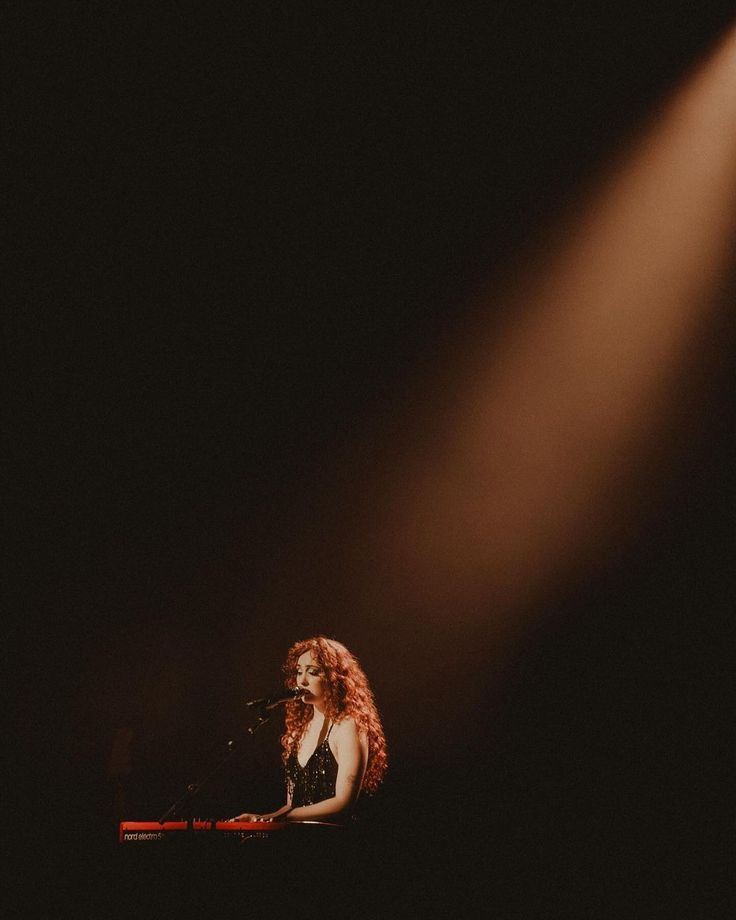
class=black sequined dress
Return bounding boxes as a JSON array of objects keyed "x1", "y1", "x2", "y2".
[{"x1": 286, "y1": 721, "x2": 338, "y2": 807}]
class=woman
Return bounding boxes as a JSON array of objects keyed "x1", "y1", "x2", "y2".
[{"x1": 231, "y1": 636, "x2": 387, "y2": 823}]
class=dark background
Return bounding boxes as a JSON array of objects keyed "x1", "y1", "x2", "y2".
[{"x1": 9, "y1": 2, "x2": 735, "y2": 916}]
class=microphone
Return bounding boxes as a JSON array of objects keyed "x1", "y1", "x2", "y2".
[{"x1": 245, "y1": 686, "x2": 305, "y2": 710}]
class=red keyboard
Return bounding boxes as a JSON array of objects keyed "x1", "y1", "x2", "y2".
[
  {"x1": 119, "y1": 820, "x2": 287, "y2": 843},
  {"x1": 119, "y1": 819, "x2": 342, "y2": 843}
]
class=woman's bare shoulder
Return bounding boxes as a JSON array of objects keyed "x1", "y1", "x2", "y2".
[
  {"x1": 332, "y1": 716, "x2": 362, "y2": 744},
  {"x1": 332, "y1": 716, "x2": 367, "y2": 746},
  {"x1": 333, "y1": 715, "x2": 358, "y2": 734}
]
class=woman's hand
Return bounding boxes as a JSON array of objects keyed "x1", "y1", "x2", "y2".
[{"x1": 227, "y1": 813, "x2": 279, "y2": 822}]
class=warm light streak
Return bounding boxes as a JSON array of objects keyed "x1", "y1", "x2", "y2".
[{"x1": 366, "y1": 22, "x2": 736, "y2": 629}]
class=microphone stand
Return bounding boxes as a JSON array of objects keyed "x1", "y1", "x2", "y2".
[{"x1": 156, "y1": 702, "x2": 277, "y2": 825}]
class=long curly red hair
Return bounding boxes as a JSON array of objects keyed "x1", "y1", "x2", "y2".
[{"x1": 280, "y1": 637, "x2": 388, "y2": 794}]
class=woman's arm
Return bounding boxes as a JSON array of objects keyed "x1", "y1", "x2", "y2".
[
  {"x1": 230, "y1": 791, "x2": 293, "y2": 822},
  {"x1": 258, "y1": 799, "x2": 295, "y2": 821},
  {"x1": 286, "y1": 719, "x2": 367, "y2": 822}
]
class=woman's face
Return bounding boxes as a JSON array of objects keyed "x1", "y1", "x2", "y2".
[{"x1": 295, "y1": 650, "x2": 326, "y2": 708}]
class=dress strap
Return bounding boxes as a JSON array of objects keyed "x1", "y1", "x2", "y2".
[{"x1": 325, "y1": 720, "x2": 335, "y2": 740}]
